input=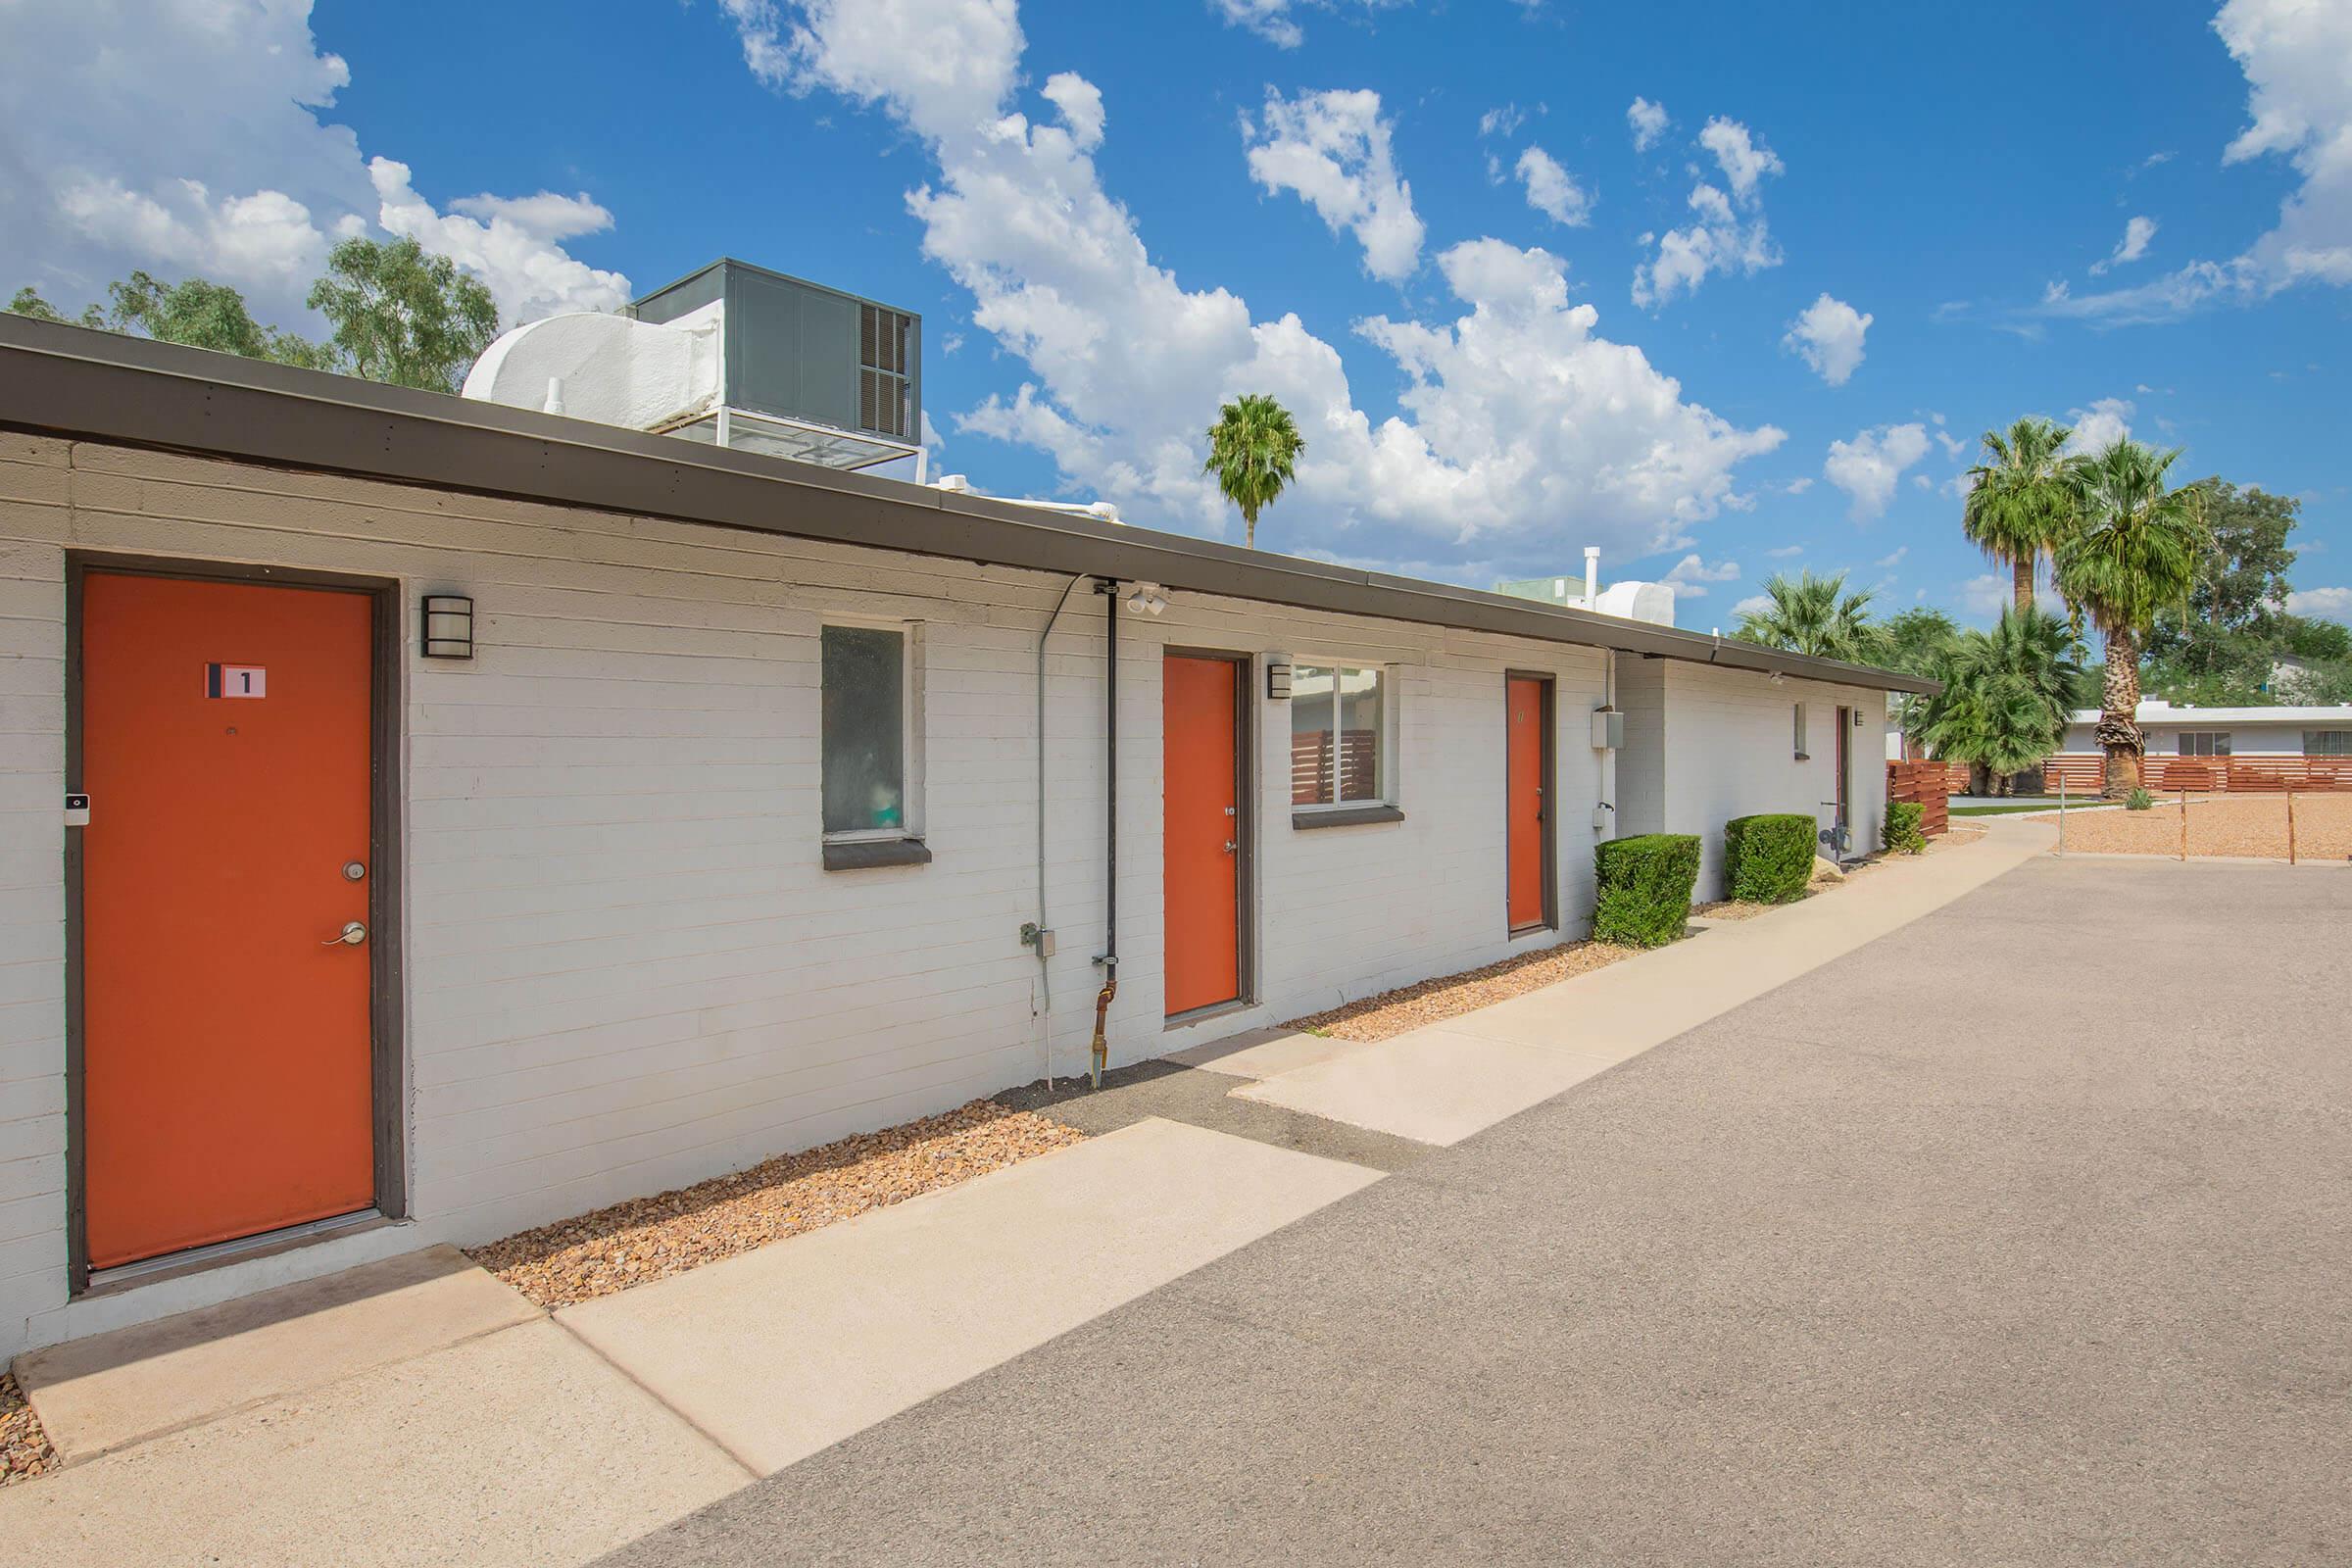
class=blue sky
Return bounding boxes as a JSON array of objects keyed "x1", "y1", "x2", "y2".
[{"x1": 5, "y1": 1, "x2": 2348, "y2": 627}]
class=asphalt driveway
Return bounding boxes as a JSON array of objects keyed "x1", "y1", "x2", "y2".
[{"x1": 602, "y1": 856, "x2": 2352, "y2": 1566}]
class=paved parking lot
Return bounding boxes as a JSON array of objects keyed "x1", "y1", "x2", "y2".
[{"x1": 604, "y1": 856, "x2": 2352, "y2": 1566}]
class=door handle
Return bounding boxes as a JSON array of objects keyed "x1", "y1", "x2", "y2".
[
  {"x1": 323, "y1": 921, "x2": 367, "y2": 947},
  {"x1": 1223, "y1": 841, "x2": 1238, "y2": 855}
]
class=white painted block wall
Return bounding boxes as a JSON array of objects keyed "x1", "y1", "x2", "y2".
[
  {"x1": 1609, "y1": 657, "x2": 1890, "y2": 898},
  {"x1": 0, "y1": 434, "x2": 1628, "y2": 1354}
]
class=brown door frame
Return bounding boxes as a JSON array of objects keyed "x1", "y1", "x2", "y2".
[
  {"x1": 1161, "y1": 646, "x2": 1256, "y2": 1018},
  {"x1": 1504, "y1": 670, "x2": 1558, "y2": 935},
  {"x1": 1835, "y1": 705, "x2": 1854, "y2": 838},
  {"x1": 64, "y1": 553, "x2": 408, "y2": 1298}
]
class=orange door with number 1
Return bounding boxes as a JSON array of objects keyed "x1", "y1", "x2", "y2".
[{"x1": 78, "y1": 570, "x2": 376, "y2": 1269}]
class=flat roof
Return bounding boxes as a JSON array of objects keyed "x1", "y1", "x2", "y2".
[
  {"x1": 2070, "y1": 706, "x2": 2352, "y2": 724},
  {"x1": 0, "y1": 316, "x2": 1935, "y2": 696}
]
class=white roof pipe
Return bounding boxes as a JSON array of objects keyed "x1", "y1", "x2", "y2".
[{"x1": 1583, "y1": 546, "x2": 1600, "y2": 610}]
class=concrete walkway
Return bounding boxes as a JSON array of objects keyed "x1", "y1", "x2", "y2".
[
  {"x1": 601, "y1": 853, "x2": 2352, "y2": 1566},
  {"x1": 1231, "y1": 822, "x2": 2050, "y2": 1144},
  {"x1": 2, "y1": 826, "x2": 2061, "y2": 1564}
]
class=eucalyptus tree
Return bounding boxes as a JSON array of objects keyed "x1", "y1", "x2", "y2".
[
  {"x1": 1964, "y1": 416, "x2": 2081, "y2": 612},
  {"x1": 1201, "y1": 394, "x2": 1305, "y2": 550},
  {"x1": 1730, "y1": 570, "x2": 1886, "y2": 663},
  {"x1": 2054, "y1": 440, "x2": 2210, "y2": 796}
]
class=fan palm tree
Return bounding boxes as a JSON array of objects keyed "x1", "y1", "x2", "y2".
[
  {"x1": 2054, "y1": 440, "x2": 2210, "y2": 797},
  {"x1": 1730, "y1": 570, "x2": 1886, "y2": 662},
  {"x1": 1963, "y1": 416, "x2": 2081, "y2": 612},
  {"x1": 1916, "y1": 605, "x2": 2081, "y2": 794},
  {"x1": 1202, "y1": 394, "x2": 1304, "y2": 550}
]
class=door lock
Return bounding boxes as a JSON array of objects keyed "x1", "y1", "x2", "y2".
[
  {"x1": 323, "y1": 921, "x2": 368, "y2": 947},
  {"x1": 1223, "y1": 841, "x2": 1238, "y2": 854}
]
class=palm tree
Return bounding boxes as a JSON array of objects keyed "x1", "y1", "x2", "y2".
[
  {"x1": 1916, "y1": 605, "x2": 2080, "y2": 794},
  {"x1": 1731, "y1": 570, "x2": 1886, "y2": 662},
  {"x1": 1202, "y1": 394, "x2": 1304, "y2": 550},
  {"x1": 2054, "y1": 440, "x2": 2210, "y2": 797},
  {"x1": 1963, "y1": 416, "x2": 2081, "y2": 612}
]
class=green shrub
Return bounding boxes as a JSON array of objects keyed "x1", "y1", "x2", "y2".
[
  {"x1": 1592, "y1": 834, "x2": 1702, "y2": 948},
  {"x1": 1884, "y1": 800, "x2": 1927, "y2": 856},
  {"x1": 1724, "y1": 813, "x2": 1818, "y2": 902},
  {"x1": 2126, "y1": 787, "x2": 2154, "y2": 811}
]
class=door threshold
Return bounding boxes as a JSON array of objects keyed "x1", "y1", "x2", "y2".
[
  {"x1": 80, "y1": 1209, "x2": 395, "y2": 1302},
  {"x1": 1164, "y1": 999, "x2": 1253, "y2": 1033},
  {"x1": 1507, "y1": 923, "x2": 1556, "y2": 940}
]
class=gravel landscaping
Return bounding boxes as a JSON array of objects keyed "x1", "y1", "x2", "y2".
[
  {"x1": 2053, "y1": 791, "x2": 2352, "y2": 860},
  {"x1": 1284, "y1": 940, "x2": 1642, "y2": 1043},
  {"x1": 1, "y1": 1372, "x2": 55, "y2": 1488},
  {"x1": 471, "y1": 1100, "x2": 1087, "y2": 1309}
]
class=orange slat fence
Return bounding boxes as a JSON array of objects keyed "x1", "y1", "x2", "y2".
[
  {"x1": 2038, "y1": 754, "x2": 2352, "y2": 794},
  {"x1": 1885, "y1": 761, "x2": 1950, "y2": 838}
]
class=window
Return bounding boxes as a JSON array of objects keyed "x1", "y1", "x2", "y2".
[
  {"x1": 1792, "y1": 703, "x2": 1809, "y2": 760},
  {"x1": 2177, "y1": 731, "x2": 2231, "y2": 758},
  {"x1": 1290, "y1": 664, "x2": 1387, "y2": 807},
  {"x1": 2307, "y1": 731, "x2": 2352, "y2": 757},
  {"x1": 821, "y1": 623, "x2": 917, "y2": 837}
]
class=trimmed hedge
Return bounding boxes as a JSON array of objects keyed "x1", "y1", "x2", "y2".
[
  {"x1": 1592, "y1": 834, "x2": 1702, "y2": 948},
  {"x1": 1724, "y1": 813, "x2": 1817, "y2": 904},
  {"x1": 1884, "y1": 801, "x2": 1927, "y2": 856}
]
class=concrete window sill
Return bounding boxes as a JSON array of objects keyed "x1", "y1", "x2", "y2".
[
  {"x1": 1292, "y1": 805, "x2": 1405, "y2": 830},
  {"x1": 821, "y1": 838, "x2": 933, "y2": 871}
]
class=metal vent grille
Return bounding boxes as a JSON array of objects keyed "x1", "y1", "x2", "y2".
[{"x1": 858, "y1": 304, "x2": 912, "y2": 439}]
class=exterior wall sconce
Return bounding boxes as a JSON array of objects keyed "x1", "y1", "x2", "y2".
[
  {"x1": 421, "y1": 594, "x2": 475, "y2": 660},
  {"x1": 1265, "y1": 654, "x2": 1293, "y2": 701}
]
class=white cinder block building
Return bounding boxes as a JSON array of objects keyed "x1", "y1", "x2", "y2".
[{"x1": 0, "y1": 317, "x2": 1930, "y2": 1356}]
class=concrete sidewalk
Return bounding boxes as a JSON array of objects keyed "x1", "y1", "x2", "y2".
[{"x1": 1232, "y1": 821, "x2": 2052, "y2": 1144}]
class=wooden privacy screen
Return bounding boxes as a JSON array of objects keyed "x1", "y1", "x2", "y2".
[
  {"x1": 2040, "y1": 754, "x2": 2352, "y2": 794},
  {"x1": 1886, "y1": 761, "x2": 1951, "y2": 837}
]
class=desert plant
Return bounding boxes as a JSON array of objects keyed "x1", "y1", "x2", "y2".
[
  {"x1": 1964, "y1": 416, "x2": 2082, "y2": 612},
  {"x1": 1884, "y1": 801, "x2": 1927, "y2": 855},
  {"x1": 2055, "y1": 440, "x2": 2209, "y2": 797},
  {"x1": 1201, "y1": 394, "x2": 1304, "y2": 550},
  {"x1": 1724, "y1": 813, "x2": 1816, "y2": 903},
  {"x1": 1592, "y1": 834, "x2": 1702, "y2": 948},
  {"x1": 1729, "y1": 570, "x2": 1886, "y2": 663},
  {"x1": 2126, "y1": 787, "x2": 2155, "y2": 811}
]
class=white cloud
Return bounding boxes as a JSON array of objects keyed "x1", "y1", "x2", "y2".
[
  {"x1": 1767, "y1": 542, "x2": 1804, "y2": 557},
  {"x1": 2037, "y1": 0, "x2": 2352, "y2": 322},
  {"x1": 1204, "y1": 0, "x2": 1396, "y2": 48},
  {"x1": 1041, "y1": 72, "x2": 1105, "y2": 152},
  {"x1": 2089, "y1": 215, "x2": 2159, "y2": 274},
  {"x1": 1733, "y1": 593, "x2": 1772, "y2": 617},
  {"x1": 1661, "y1": 554, "x2": 1740, "y2": 598},
  {"x1": 742, "y1": 0, "x2": 1784, "y2": 572},
  {"x1": 1513, "y1": 146, "x2": 1591, "y2": 228},
  {"x1": 1781, "y1": 293, "x2": 1871, "y2": 385},
  {"x1": 2063, "y1": 397, "x2": 2134, "y2": 455},
  {"x1": 1823, "y1": 421, "x2": 1931, "y2": 520},
  {"x1": 0, "y1": 0, "x2": 629, "y2": 330},
  {"x1": 1632, "y1": 116, "x2": 1783, "y2": 308},
  {"x1": 1780, "y1": 478, "x2": 1813, "y2": 497},
  {"x1": 1876, "y1": 546, "x2": 1908, "y2": 568},
  {"x1": 1479, "y1": 103, "x2": 1529, "y2": 139},
  {"x1": 369, "y1": 162, "x2": 629, "y2": 321},
  {"x1": 1244, "y1": 88, "x2": 1425, "y2": 282},
  {"x1": 1627, "y1": 96, "x2": 1669, "y2": 153},
  {"x1": 2286, "y1": 586, "x2": 2352, "y2": 618},
  {"x1": 1933, "y1": 426, "x2": 1966, "y2": 460}
]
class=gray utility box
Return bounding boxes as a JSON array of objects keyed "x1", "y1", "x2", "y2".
[
  {"x1": 1591, "y1": 708, "x2": 1625, "y2": 751},
  {"x1": 632, "y1": 259, "x2": 921, "y2": 446}
]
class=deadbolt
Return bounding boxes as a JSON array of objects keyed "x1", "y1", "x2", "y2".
[
  {"x1": 342, "y1": 860, "x2": 367, "y2": 881},
  {"x1": 323, "y1": 921, "x2": 367, "y2": 947}
]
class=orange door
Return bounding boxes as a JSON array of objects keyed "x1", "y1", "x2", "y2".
[
  {"x1": 1162, "y1": 655, "x2": 1241, "y2": 1016},
  {"x1": 1506, "y1": 675, "x2": 1547, "y2": 930},
  {"x1": 79, "y1": 571, "x2": 377, "y2": 1268}
]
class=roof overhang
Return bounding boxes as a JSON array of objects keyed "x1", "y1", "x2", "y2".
[{"x1": 0, "y1": 317, "x2": 1937, "y2": 697}]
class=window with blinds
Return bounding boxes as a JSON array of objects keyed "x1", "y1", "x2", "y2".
[{"x1": 858, "y1": 304, "x2": 914, "y2": 439}]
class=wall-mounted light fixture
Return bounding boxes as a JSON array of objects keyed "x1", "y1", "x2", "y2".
[
  {"x1": 1265, "y1": 653, "x2": 1293, "y2": 700},
  {"x1": 421, "y1": 594, "x2": 475, "y2": 660},
  {"x1": 1122, "y1": 581, "x2": 1167, "y2": 616}
]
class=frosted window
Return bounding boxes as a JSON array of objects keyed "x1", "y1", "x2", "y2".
[{"x1": 822, "y1": 625, "x2": 906, "y2": 834}]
